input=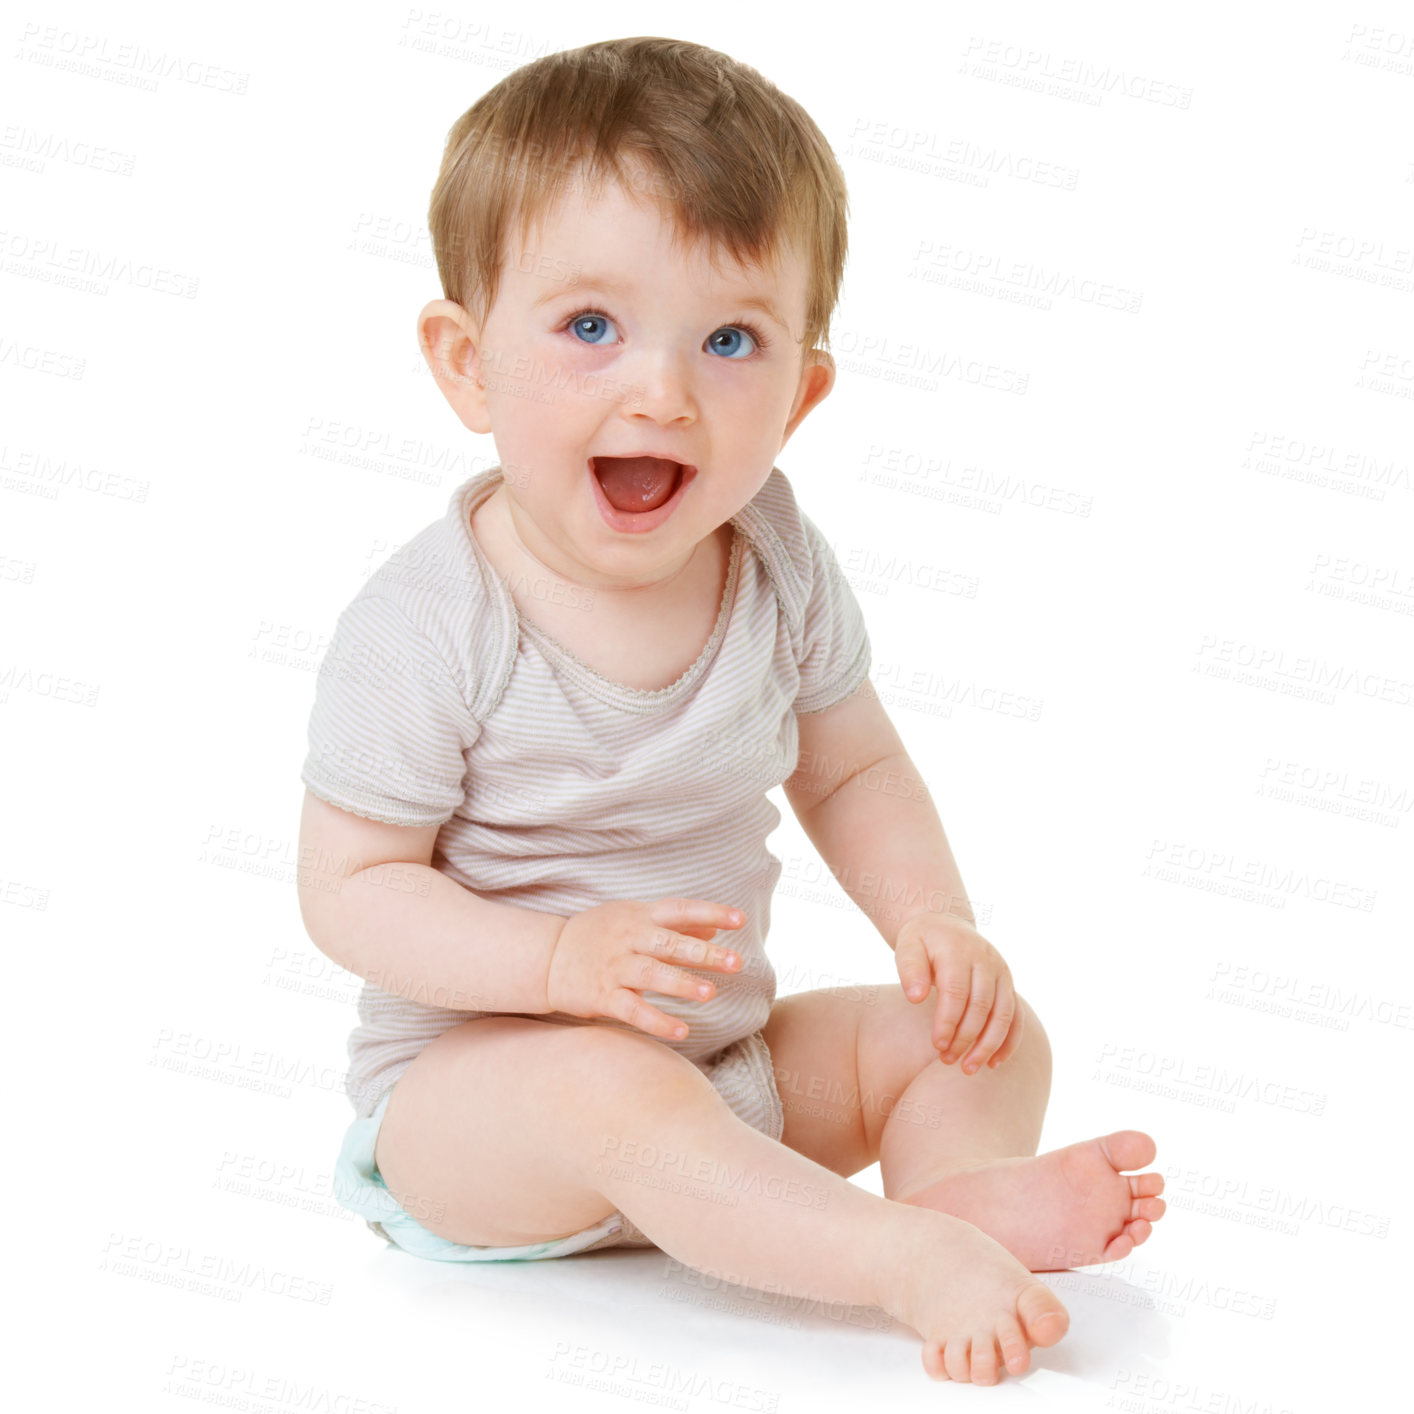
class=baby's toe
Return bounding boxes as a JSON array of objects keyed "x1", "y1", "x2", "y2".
[
  {"x1": 997, "y1": 1312, "x2": 1031, "y2": 1375},
  {"x1": 1101, "y1": 1129, "x2": 1157, "y2": 1172},
  {"x1": 970, "y1": 1334, "x2": 1002, "y2": 1385},
  {"x1": 1129, "y1": 1171, "x2": 1165, "y2": 1198},
  {"x1": 922, "y1": 1339, "x2": 949, "y2": 1380},
  {"x1": 1019, "y1": 1280, "x2": 1070, "y2": 1346},
  {"x1": 943, "y1": 1336, "x2": 973, "y2": 1382},
  {"x1": 1134, "y1": 1195, "x2": 1167, "y2": 1222},
  {"x1": 1102, "y1": 1227, "x2": 1138, "y2": 1263}
]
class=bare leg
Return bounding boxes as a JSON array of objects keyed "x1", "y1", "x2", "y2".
[
  {"x1": 878, "y1": 1010, "x2": 1165, "y2": 1269},
  {"x1": 761, "y1": 986, "x2": 1167, "y2": 1273},
  {"x1": 878, "y1": 995, "x2": 1053, "y2": 1199},
  {"x1": 576, "y1": 1033, "x2": 1073, "y2": 1384},
  {"x1": 375, "y1": 1016, "x2": 1068, "y2": 1383}
]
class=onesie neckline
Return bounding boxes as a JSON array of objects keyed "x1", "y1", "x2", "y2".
[{"x1": 455, "y1": 466, "x2": 746, "y2": 713}]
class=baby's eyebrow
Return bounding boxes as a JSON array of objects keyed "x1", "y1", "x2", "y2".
[
  {"x1": 533, "y1": 272, "x2": 788, "y2": 330},
  {"x1": 533, "y1": 272, "x2": 633, "y2": 309}
]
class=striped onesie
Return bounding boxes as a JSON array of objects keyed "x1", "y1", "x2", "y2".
[{"x1": 301, "y1": 463, "x2": 872, "y2": 1147}]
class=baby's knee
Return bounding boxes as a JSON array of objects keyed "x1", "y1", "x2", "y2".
[{"x1": 1013, "y1": 993, "x2": 1051, "y2": 1071}]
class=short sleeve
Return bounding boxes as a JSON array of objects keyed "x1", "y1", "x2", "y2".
[
  {"x1": 300, "y1": 593, "x2": 478, "y2": 827},
  {"x1": 792, "y1": 511, "x2": 873, "y2": 715}
]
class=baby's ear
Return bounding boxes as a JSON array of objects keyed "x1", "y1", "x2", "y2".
[
  {"x1": 780, "y1": 347, "x2": 836, "y2": 448},
  {"x1": 417, "y1": 299, "x2": 491, "y2": 434}
]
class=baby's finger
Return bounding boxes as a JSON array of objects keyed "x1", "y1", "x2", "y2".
[
  {"x1": 895, "y1": 933, "x2": 934, "y2": 1003},
  {"x1": 653, "y1": 897, "x2": 745, "y2": 932},
  {"x1": 986, "y1": 1005, "x2": 1027, "y2": 1069},
  {"x1": 639, "y1": 944, "x2": 735, "y2": 1001},
  {"x1": 940, "y1": 967, "x2": 996, "y2": 1064},
  {"x1": 960, "y1": 985, "x2": 1016, "y2": 1073},
  {"x1": 611, "y1": 988, "x2": 691, "y2": 1040},
  {"x1": 930, "y1": 963, "x2": 974, "y2": 1055},
  {"x1": 643, "y1": 927, "x2": 742, "y2": 974}
]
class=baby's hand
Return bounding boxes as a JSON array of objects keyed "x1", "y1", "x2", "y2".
[
  {"x1": 544, "y1": 897, "x2": 745, "y2": 1041},
  {"x1": 894, "y1": 913, "x2": 1025, "y2": 1074}
]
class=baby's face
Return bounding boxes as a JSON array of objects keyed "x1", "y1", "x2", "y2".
[{"x1": 463, "y1": 169, "x2": 833, "y2": 589}]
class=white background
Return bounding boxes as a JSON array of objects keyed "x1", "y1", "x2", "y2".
[{"x1": 6, "y1": 1, "x2": 1411, "y2": 1409}]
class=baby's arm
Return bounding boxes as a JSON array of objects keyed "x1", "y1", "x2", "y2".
[
  {"x1": 297, "y1": 789, "x2": 560, "y2": 1014},
  {"x1": 784, "y1": 681, "x2": 1022, "y2": 1071}
]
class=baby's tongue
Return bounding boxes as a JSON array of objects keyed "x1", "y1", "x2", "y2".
[{"x1": 594, "y1": 456, "x2": 681, "y2": 513}]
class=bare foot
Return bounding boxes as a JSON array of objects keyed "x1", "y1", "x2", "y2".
[
  {"x1": 894, "y1": 1129, "x2": 1167, "y2": 1271},
  {"x1": 880, "y1": 1207, "x2": 1071, "y2": 1385}
]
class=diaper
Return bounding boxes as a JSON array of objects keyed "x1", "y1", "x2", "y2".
[{"x1": 332, "y1": 1027, "x2": 784, "y2": 1262}]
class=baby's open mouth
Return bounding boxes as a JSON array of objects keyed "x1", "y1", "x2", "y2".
[{"x1": 591, "y1": 456, "x2": 686, "y2": 514}]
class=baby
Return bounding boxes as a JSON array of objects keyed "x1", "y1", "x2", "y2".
[{"x1": 297, "y1": 36, "x2": 1166, "y2": 1386}]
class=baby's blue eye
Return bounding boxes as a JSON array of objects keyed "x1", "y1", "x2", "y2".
[
  {"x1": 569, "y1": 313, "x2": 617, "y2": 345},
  {"x1": 707, "y1": 327, "x2": 758, "y2": 359},
  {"x1": 565, "y1": 311, "x2": 761, "y2": 358}
]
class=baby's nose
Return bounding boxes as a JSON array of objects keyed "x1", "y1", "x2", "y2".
[{"x1": 622, "y1": 347, "x2": 696, "y2": 418}]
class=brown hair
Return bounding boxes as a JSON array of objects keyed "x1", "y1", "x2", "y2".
[{"x1": 427, "y1": 36, "x2": 849, "y2": 358}]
